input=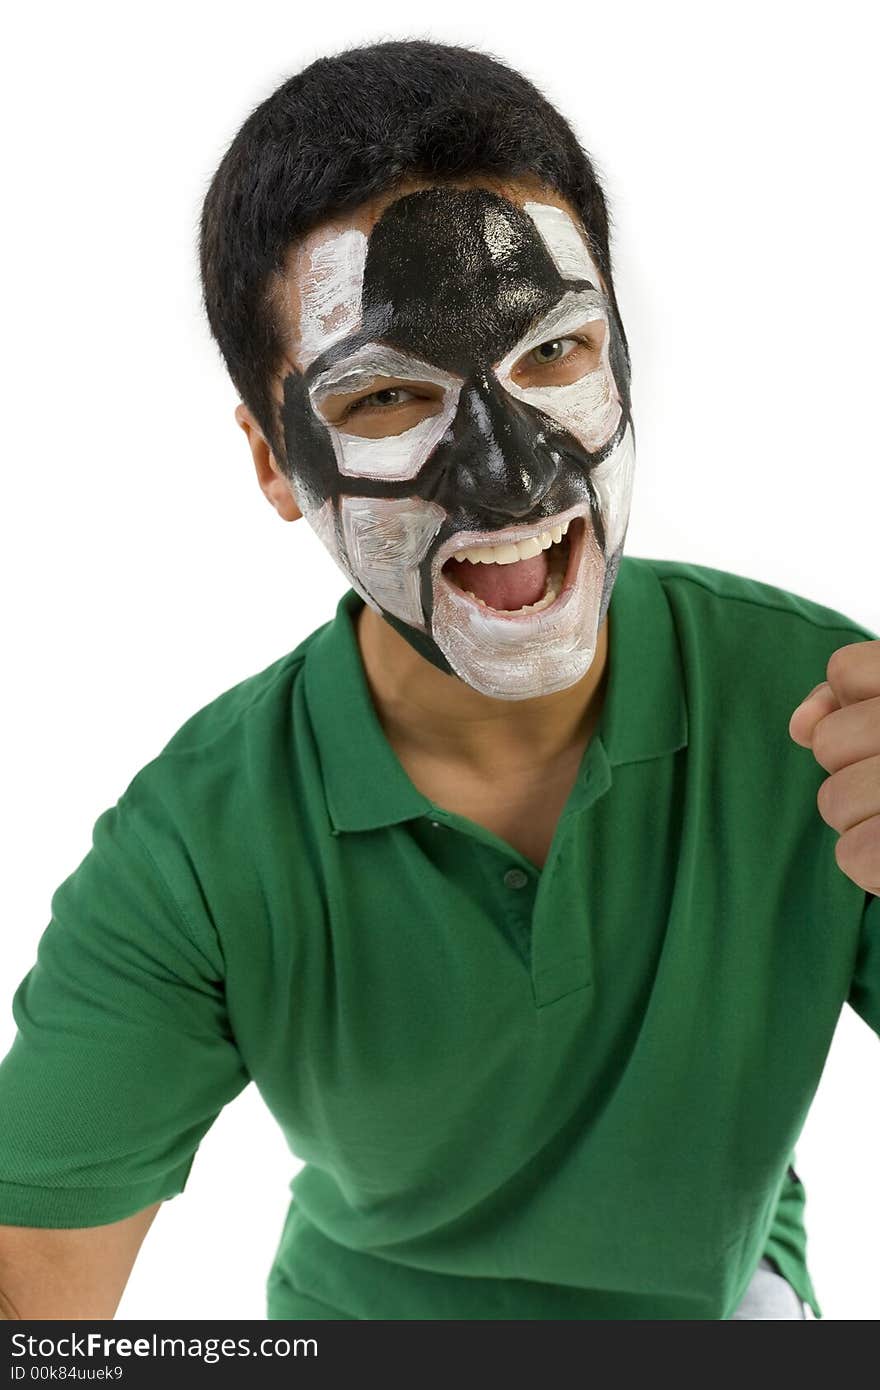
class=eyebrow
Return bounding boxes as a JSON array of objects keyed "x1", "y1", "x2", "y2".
[
  {"x1": 496, "y1": 288, "x2": 608, "y2": 380},
  {"x1": 309, "y1": 343, "x2": 462, "y2": 403},
  {"x1": 307, "y1": 286, "x2": 607, "y2": 402}
]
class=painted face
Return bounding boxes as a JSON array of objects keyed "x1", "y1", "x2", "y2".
[{"x1": 279, "y1": 186, "x2": 635, "y2": 701}]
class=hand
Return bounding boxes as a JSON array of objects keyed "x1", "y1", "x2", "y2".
[{"x1": 789, "y1": 641, "x2": 880, "y2": 894}]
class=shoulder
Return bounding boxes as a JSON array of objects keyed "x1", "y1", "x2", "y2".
[
  {"x1": 117, "y1": 619, "x2": 330, "y2": 828},
  {"x1": 619, "y1": 555, "x2": 877, "y2": 732},
  {"x1": 161, "y1": 627, "x2": 327, "y2": 759},
  {"x1": 627, "y1": 554, "x2": 877, "y2": 644}
]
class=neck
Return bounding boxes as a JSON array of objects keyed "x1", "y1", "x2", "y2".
[{"x1": 355, "y1": 603, "x2": 610, "y2": 779}]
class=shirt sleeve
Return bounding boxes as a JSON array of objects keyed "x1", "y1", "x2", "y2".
[
  {"x1": 0, "y1": 785, "x2": 250, "y2": 1228},
  {"x1": 847, "y1": 892, "x2": 880, "y2": 1038}
]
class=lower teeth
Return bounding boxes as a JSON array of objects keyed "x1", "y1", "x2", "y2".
[
  {"x1": 460, "y1": 580, "x2": 561, "y2": 614},
  {"x1": 457, "y1": 547, "x2": 569, "y2": 615}
]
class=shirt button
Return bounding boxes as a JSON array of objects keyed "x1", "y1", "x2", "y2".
[{"x1": 503, "y1": 867, "x2": 529, "y2": 890}]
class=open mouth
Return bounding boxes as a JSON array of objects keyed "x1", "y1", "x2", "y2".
[{"x1": 439, "y1": 514, "x2": 586, "y2": 620}]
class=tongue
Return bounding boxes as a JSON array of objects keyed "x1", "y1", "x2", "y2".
[{"x1": 445, "y1": 551, "x2": 549, "y2": 611}]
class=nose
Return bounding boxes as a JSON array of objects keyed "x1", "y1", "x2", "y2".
[{"x1": 429, "y1": 370, "x2": 558, "y2": 521}]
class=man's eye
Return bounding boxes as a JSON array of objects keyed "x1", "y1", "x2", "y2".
[
  {"x1": 348, "y1": 386, "x2": 415, "y2": 413},
  {"x1": 529, "y1": 338, "x2": 578, "y2": 365}
]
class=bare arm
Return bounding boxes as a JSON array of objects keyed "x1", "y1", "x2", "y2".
[{"x1": 0, "y1": 1201, "x2": 162, "y2": 1320}]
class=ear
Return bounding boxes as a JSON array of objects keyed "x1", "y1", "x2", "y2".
[{"x1": 234, "y1": 403, "x2": 303, "y2": 522}]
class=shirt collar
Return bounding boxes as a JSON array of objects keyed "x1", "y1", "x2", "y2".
[{"x1": 304, "y1": 555, "x2": 689, "y2": 834}]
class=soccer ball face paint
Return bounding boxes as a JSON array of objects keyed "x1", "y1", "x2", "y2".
[{"x1": 279, "y1": 187, "x2": 635, "y2": 701}]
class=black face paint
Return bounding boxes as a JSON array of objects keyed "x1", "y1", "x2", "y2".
[
  {"x1": 280, "y1": 187, "x2": 634, "y2": 701},
  {"x1": 361, "y1": 190, "x2": 562, "y2": 372}
]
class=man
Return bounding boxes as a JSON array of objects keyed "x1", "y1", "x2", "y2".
[{"x1": 1, "y1": 39, "x2": 878, "y2": 1322}]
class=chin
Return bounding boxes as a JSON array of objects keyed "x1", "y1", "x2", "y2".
[{"x1": 430, "y1": 517, "x2": 607, "y2": 701}]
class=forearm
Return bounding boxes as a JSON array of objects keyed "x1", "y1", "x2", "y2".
[{"x1": 0, "y1": 1283, "x2": 20, "y2": 1319}]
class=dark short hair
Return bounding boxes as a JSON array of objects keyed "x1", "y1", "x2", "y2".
[{"x1": 199, "y1": 38, "x2": 626, "y2": 461}]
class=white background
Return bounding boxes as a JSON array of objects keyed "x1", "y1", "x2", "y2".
[{"x1": 1, "y1": 0, "x2": 877, "y2": 1321}]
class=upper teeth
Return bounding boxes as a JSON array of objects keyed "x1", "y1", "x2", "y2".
[{"x1": 451, "y1": 518, "x2": 572, "y2": 566}]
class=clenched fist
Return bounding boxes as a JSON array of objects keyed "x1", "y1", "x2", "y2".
[{"x1": 789, "y1": 641, "x2": 880, "y2": 895}]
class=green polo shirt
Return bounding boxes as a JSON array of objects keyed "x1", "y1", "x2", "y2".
[{"x1": 1, "y1": 555, "x2": 878, "y2": 1320}]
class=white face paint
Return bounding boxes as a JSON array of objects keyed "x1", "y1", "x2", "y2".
[
  {"x1": 430, "y1": 498, "x2": 610, "y2": 699},
  {"x1": 523, "y1": 201, "x2": 605, "y2": 286},
  {"x1": 341, "y1": 495, "x2": 446, "y2": 627},
  {"x1": 496, "y1": 289, "x2": 622, "y2": 453},
  {"x1": 310, "y1": 346, "x2": 461, "y2": 483},
  {"x1": 280, "y1": 189, "x2": 635, "y2": 700},
  {"x1": 295, "y1": 229, "x2": 368, "y2": 370}
]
